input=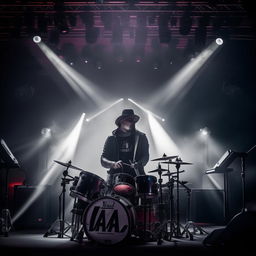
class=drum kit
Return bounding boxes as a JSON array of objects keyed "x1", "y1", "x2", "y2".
[{"x1": 44, "y1": 154, "x2": 207, "y2": 245}]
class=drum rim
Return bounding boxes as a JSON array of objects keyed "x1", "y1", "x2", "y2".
[
  {"x1": 112, "y1": 172, "x2": 135, "y2": 179},
  {"x1": 79, "y1": 170, "x2": 106, "y2": 182},
  {"x1": 83, "y1": 196, "x2": 134, "y2": 245},
  {"x1": 135, "y1": 175, "x2": 157, "y2": 182}
]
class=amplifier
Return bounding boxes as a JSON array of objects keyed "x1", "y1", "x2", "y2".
[
  {"x1": 191, "y1": 189, "x2": 225, "y2": 225},
  {"x1": 162, "y1": 188, "x2": 225, "y2": 225},
  {"x1": 13, "y1": 185, "x2": 55, "y2": 229}
]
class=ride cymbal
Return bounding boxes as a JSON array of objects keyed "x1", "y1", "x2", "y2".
[
  {"x1": 54, "y1": 160, "x2": 84, "y2": 171},
  {"x1": 151, "y1": 155, "x2": 178, "y2": 161}
]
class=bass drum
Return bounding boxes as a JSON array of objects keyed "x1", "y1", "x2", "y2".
[{"x1": 83, "y1": 196, "x2": 136, "y2": 245}]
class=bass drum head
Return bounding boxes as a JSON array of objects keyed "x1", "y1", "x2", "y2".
[{"x1": 83, "y1": 196, "x2": 134, "y2": 245}]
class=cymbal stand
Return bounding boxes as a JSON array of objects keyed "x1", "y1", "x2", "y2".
[
  {"x1": 181, "y1": 182, "x2": 207, "y2": 238},
  {"x1": 156, "y1": 164, "x2": 165, "y2": 245},
  {"x1": 174, "y1": 160, "x2": 182, "y2": 238},
  {"x1": 44, "y1": 161, "x2": 74, "y2": 238},
  {"x1": 164, "y1": 163, "x2": 175, "y2": 241},
  {"x1": 173, "y1": 159, "x2": 193, "y2": 239}
]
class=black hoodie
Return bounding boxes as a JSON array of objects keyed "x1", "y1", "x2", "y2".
[{"x1": 101, "y1": 128, "x2": 149, "y2": 177}]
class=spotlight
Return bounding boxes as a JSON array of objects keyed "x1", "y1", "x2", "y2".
[
  {"x1": 153, "y1": 63, "x2": 159, "y2": 70},
  {"x1": 161, "y1": 118, "x2": 165, "y2": 122},
  {"x1": 41, "y1": 128, "x2": 51, "y2": 138},
  {"x1": 86, "y1": 118, "x2": 90, "y2": 122},
  {"x1": 216, "y1": 38, "x2": 223, "y2": 45},
  {"x1": 200, "y1": 127, "x2": 210, "y2": 136},
  {"x1": 136, "y1": 58, "x2": 141, "y2": 63},
  {"x1": 33, "y1": 35, "x2": 41, "y2": 43}
]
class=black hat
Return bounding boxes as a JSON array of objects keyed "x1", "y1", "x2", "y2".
[{"x1": 115, "y1": 109, "x2": 140, "y2": 126}]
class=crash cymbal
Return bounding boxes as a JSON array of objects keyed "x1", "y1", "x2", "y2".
[
  {"x1": 54, "y1": 160, "x2": 84, "y2": 171},
  {"x1": 148, "y1": 168, "x2": 169, "y2": 173},
  {"x1": 161, "y1": 160, "x2": 192, "y2": 165},
  {"x1": 162, "y1": 170, "x2": 185, "y2": 176},
  {"x1": 151, "y1": 155, "x2": 178, "y2": 161}
]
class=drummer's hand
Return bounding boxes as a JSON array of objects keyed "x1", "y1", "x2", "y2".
[{"x1": 112, "y1": 160, "x2": 123, "y2": 169}]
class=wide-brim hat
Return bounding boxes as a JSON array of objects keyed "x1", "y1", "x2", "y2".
[{"x1": 115, "y1": 109, "x2": 140, "y2": 126}]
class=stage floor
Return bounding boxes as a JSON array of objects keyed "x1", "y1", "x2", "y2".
[{"x1": 0, "y1": 226, "x2": 227, "y2": 256}]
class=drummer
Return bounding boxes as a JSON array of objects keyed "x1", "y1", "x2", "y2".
[{"x1": 101, "y1": 109, "x2": 149, "y2": 188}]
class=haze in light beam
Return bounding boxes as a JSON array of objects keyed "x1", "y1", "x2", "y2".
[
  {"x1": 147, "y1": 112, "x2": 180, "y2": 157},
  {"x1": 12, "y1": 113, "x2": 85, "y2": 223},
  {"x1": 38, "y1": 42, "x2": 105, "y2": 105},
  {"x1": 149, "y1": 41, "x2": 220, "y2": 107}
]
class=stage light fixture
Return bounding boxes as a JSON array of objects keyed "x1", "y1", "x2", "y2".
[
  {"x1": 41, "y1": 128, "x2": 51, "y2": 138},
  {"x1": 200, "y1": 127, "x2": 210, "y2": 136},
  {"x1": 33, "y1": 35, "x2": 41, "y2": 43},
  {"x1": 216, "y1": 38, "x2": 223, "y2": 45}
]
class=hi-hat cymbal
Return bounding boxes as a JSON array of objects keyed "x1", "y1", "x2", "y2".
[
  {"x1": 54, "y1": 160, "x2": 84, "y2": 171},
  {"x1": 148, "y1": 168, "x2": 169, "y2": 173},
  {"x1": 162, "y1": 170, "x2": 185, "y2": 176},
  {"x1": 151, "y1": 155, "x2": 178, "y2": 161},
  {"x1": 161, "y1": 160, "x2": 193, "y2": 165}
]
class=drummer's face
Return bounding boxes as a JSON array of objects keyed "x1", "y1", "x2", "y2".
[{"x1": 120, "y1": 119, "x2": 133, "y2": 132}]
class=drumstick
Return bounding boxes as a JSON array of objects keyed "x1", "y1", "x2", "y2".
[{"x1": 122, "y1": 162, "x2": 132, "y2": 167}]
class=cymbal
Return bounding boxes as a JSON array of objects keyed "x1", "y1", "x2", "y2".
[
  {"x1": 151, "y1": 155, "x2": 178, "y2": 161},
  {"x1": 54, "y1": 160, "x2": 84, "y2": 171},
  {"x1": 162, "y1": 170, "x2": 185, "y2": 176},
  {"x1": 161, "y1": 160, "x2": 192, "y2": 165},
  {"x1": 162, "y1": 181, "x2": 190, "y2": 188},
  {"x1": 148, "y1": 168, "x2": 169, "y2": 173}
]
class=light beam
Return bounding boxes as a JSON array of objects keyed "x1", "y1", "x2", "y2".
[
  {"x1": 148, "y1": 40, "x2": 222, "y2": 107},
  {"x1": 36, "y1": 42, "x2": 105, "y2": 105},
  {"x1": 12, "y1": 113, "x2": 85, "y2": 223}
]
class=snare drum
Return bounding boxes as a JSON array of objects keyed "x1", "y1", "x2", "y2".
[
  {"x1": 71, "y1": 171, "x2": 106, "y2": 202},
  {"x1": 112, "y1": 173, "x2": 136, "y2": 196},
  {"x1": 135, "y1": 175, "x2": 158, "y2": 198}
]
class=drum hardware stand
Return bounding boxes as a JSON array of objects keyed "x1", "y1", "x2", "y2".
[
  {"x1": 163, "y1": 160, "x2": 175, "y2": 241},
  {"x1": 156, "y1": 164, "x2": 165, "y2": 245},
  {"x1": 181, "y1": 183, "x2": 207, "y2": 238},
  {"x1": 70, "y1": 198, "x2": 88, "y2": 243},
  {"x1": 164, "y1": 177, "x2": 176, "y2": 241},
  {"x1": 44, "y1": 161, "x2": 74, "y2": 238},
  {"x1": 163, "y1": 159, "x2": 193, "y2": 240},
  {"x1": 70, "y1": 198, "x2": 82, "y2": 241}
]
